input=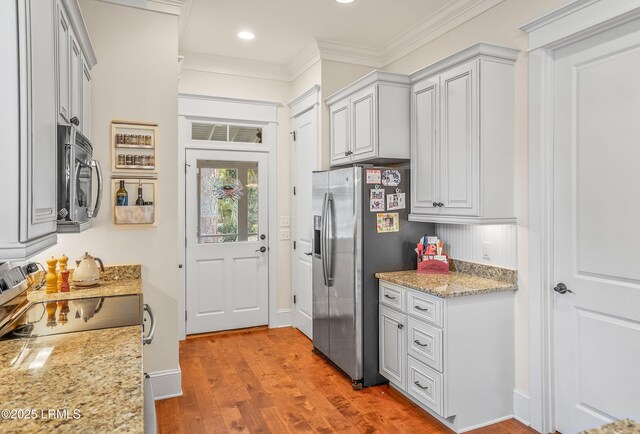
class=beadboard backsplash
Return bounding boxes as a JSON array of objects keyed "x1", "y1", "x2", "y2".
[{"x1": 435, "y1": 224, "x2": 517, "y2": 269}]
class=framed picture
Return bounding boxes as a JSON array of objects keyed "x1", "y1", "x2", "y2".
[{"x1": 376, "y1": 212, "x2": 399, "y2": 233}]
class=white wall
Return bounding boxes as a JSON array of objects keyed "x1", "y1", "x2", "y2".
[
  {"x1": 178, "y1": 69, "x2": 293, "y2": 310},
  {"x1": 383, "y1": 0, "x2": 569, "y2": 395},
  {"x1": 34, "y1": 0, "x2": 180, "y2": 377}
]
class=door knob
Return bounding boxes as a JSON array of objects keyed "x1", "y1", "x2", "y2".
[
  {"x1": 304, "y1": 252, "x2": 312, "y2": 256},
  {"x1": 553, "y1": 283, "x2": 573, "y2": 294},
  {"x1": 255, "y1": 246, "x2": 267, "y2": 253}
]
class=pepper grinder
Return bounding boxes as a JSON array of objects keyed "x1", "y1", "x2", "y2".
[
  {"x1": 60, "y1": 270, "x2": 70, "y2": 293},
  {"x1": 46, "y1": 257, "x2": 58, "y2": 294},
  {"x1": 57, "y1": 254, "x2": 68, "y2": 291}
]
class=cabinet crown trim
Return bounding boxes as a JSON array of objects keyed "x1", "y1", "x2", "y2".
[
  {"x1": 63, "y1": 0, "x2": 97, "y2": 68},
  {"x1": 408, "y1": 42, "x2": 519, "y2": 82},
  {"x1": 325, "y1": 71, "x2": 410, "y2": 105}
]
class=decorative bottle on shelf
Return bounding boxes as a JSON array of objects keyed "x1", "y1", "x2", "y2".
[
  {"x1": 116, "y1": 180, "x2": 128, "y2": 206},
  {"x1": 46, "y1": 257, "x2": 58, "y2": 294},
  {"x1": 136, "y1": 181, "x2": 144, "y2": 205}
]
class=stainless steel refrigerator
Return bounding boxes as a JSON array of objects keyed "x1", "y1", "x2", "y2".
[{"x1": 312, "y1": 166, "x2": 433, "y2": 388}]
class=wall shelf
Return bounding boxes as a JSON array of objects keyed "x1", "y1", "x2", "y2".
[
  {"x1": 111, "y1": 120, "x2": 158, "y2": 174},
  {"x1": 111, "y1": 177, "x2": 157, "y2": 227}
]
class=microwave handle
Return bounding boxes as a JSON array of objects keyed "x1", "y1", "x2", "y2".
[{"x1": 89, "y1": 159, "x2": 103, "y2": 218}]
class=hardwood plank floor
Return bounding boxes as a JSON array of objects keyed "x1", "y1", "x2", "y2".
[{"x1": 156, "y1": 327, "x2": 537, "y2": 434}]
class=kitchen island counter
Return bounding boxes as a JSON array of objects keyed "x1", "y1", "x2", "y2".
[{"x1": 0, "y1": 325, "x2": 143, "y2": 434}]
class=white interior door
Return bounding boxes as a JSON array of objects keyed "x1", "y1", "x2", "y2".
[
  {"x1": 291, "y1": 107, "x2": 317, "y2": 339},
  {"x1": 553, "y1": 21, "x2": 640, "y2": 433},
  {"x1": 186, "y1": 149, "x2": 269, "y2": 334}
]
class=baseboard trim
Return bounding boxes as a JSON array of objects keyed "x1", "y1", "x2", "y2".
[
  {"x1": 277, "y1": 308, "x2": 292, "y2": 328},
  {"x1": 513, "y1": 389, "x2": 531, "y2": 427},
  {"x1": 148, "y1": 368, "x2": 182, "y2": 400},
  {"x1": 459, "y1": 415, "x2": 514, "y2": 433}
]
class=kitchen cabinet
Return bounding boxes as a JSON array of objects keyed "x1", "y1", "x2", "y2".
[
  {"x1": 0, "y1": 0, "x2": 96, "y2": 260},
  {"x1": 57, "y1": 0, "x2": 95, "y2": 136},
  {"x1": 378, "y1": 280, "x2": 515, "y2": 432},
  {"x1": 326, "y1": 71, "x2": 411, "y2": 166},
  {"x1": 409, "y1": 43, "x2": 519, "y2": 224}
]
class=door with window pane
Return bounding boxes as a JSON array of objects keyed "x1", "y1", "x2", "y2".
[{"x1": 185, "y1": 149, "x2": 269, "y2": 334}]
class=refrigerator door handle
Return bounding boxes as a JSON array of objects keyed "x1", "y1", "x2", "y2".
[
  {"x1": 326, "y1": 193, "x2": 334, "y2": 285},
  {"x1": 321, "y1": 192, "x2": 329, "y2": 286}
]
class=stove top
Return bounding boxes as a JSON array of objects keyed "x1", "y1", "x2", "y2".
[{"x1": 0, "y1": 294, "x2": 143, "y2": 341}]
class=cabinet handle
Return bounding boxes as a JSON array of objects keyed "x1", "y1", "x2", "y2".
[
  {"x1": 345, "y1": 151, "x2": 349, "y2": 156},
  {"x1": 413, "y1": 340, "x2": 429, "y2": 347},
  {"x1": 414, "y1": 381, "x2": 429, "y2": 391},
  {"x1": 414, "y1": 305, "x2": 430, "y2": 312},
  {"x1": 384, "y1": 294, "x2": 397, "y2": 300},
  {"x1": 438, "y1": 202, "x2": 444, "y2": 207},
  {"x1": 397, "y1": 323, "x2": 404, "y2": 330},
  {"x1": 432, "y1": 202, "x2": 438, "y2": 207}
]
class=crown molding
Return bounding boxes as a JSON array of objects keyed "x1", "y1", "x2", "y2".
[
  {"x1": 96, "y1": 0, "x2": 187, "y2": 16},
  {"x1": 408, "y1": 42, "x2": 519, "y2": 82},
  {"x1": 180, "y1": 51, "x2": 291, "y2": 82},
  {"x1": 315, "y1": 38, "x2": 384, "y2": 68},
  {"x1": 63, "y1": 0, "x2": 97, "y2": 67},
  {"x1": 288, "y1": 42, "x2": 322, "y2": 81},
  {"x1": 380, "y1": 0, "x2": 506, "y2": 65},
  {"x1": 325, "y1": 71, "x2": 411, "y2": 105}
]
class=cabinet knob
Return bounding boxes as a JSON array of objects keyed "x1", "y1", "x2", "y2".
[
  {"x1": 397, "y1": 323, "x2": 404, "y2": 330},
  {"x1": 344, "y1": 151, "x2": 349, "y2": 156},
  {"x1": 437, "y1": 202, "x2": 444, "y2": 207},
  {"x1": 70, "y1": 116, "x2": 80, "y2": 127},
  {"x1": 432, "y1": 202, "x2": 438, "y2": 207}
]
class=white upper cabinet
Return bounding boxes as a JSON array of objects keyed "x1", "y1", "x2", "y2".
[
  {"x1": 57, "y1": 4, "x2": 70, "y2": 124},
  {"x1": 409, "y1": 43, "x2": 519, "y2": 224},
  {"x1": 0, "y1": 0, "x2": 95, "y2": 261},
  {"x1": 57, "y1": 0, "x2": 96, "y2": 136},
  {"x1": 326, "y1": 72, "x2": 411, "y2": 166}
]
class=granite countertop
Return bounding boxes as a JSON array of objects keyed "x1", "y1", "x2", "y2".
[
  {"x1": 581, "y1": 419, "x2": 640, "y2": 433},
  {"x1": 0, "y1": 326, "x2": 143, "y2": 433},
  {"x1": 375, "y1": 270, "x2": 517, "y2": 298},
  {"x1": 27, "y1": 265, "x2": 142, "y2": 303}
]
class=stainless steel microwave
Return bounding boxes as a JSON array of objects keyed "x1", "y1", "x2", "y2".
[{"x1": 57, "y1": 125, "x2": 103, "y2": 233}]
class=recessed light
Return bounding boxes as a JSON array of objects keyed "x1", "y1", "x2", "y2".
[
  {"x1": 336, "y1": 0, "x2": 354, "y2": 3},
  {"x1": 238, "y1": 31, "x2": 255, "y2": 40}
]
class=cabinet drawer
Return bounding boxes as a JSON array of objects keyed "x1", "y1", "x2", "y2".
[
  {"x1": 379, "y1": 282, "x2": 405, "y2": 311},
  {"x1": 407, "y1": 355, "x2": 444, "y2": 417},
  {"x1": 407, "y1": 290, "x2": 443, "y2": 327},
  {"x1": 407, "y1": 317, "x2": 443, "y2": 372}
]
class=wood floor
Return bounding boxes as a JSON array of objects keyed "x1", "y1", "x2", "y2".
[{"x1": 156, "y1": 327, "x2": 537, "y2": 434}]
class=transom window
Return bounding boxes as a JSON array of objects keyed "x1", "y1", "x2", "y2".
[{"x1": 191, "y1": 122, "x2": 263, "y2": 143}]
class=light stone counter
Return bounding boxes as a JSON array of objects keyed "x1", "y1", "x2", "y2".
[
  {"x1": 375, "y1": 270, "x2": 517, "y2": 298},
  {"x1": 27, "y1": 265, "x2": 142, "y2": 303},
  {"x1": 0, "y1": 326, "x2": 143, "y2": 433},
  {"x1": 581, "y1": 419, "x2": 640, "y2": 433}
]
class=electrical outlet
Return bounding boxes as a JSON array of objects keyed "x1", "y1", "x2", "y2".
[
  {"x1": 482, "y1": 241, "x2": 491, "y2": 260},
  {"x1": 280, "y1": 228, "x2": 291, "y2": 240},
  {"x1": 280, "y1": 216, "x2": 291, "y2": 227}
]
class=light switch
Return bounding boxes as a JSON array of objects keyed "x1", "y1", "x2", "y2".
[
  {"x1": 280, "y1": 216, "x2": 291, "y2": 227},
  {"x1": 280, "y1": 228, "x2": 291, "y2": 240}
]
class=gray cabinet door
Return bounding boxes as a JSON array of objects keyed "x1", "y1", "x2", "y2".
[
  {"x1": 350, "y1": 86, "x2": 376, "y2": 161},
  {"x1": 22, "y1": 0, "x2": 58, "y2": 241},
  {"x1": 439, "y1": 60, "x2": 479, "y2": 216},
  {"x1": 379, "y1": 305, "x2": 406, "y2": 389},
  {"x1": 57, "y1": 1, "x2": 70, "y2": 123},
  {"x1": 411, "y1": 77, "x2": 440, "y2": 215},
  {"x1": 330, "y1": 100, "x2": 351, "y2": 166}
]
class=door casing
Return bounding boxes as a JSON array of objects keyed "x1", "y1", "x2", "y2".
[
  {"x1": 523, "y1": 2, "x2": 640, "y2": 432},
  {"x1": 178, "y1": 94, "x2": 280, "y2": 340}
]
